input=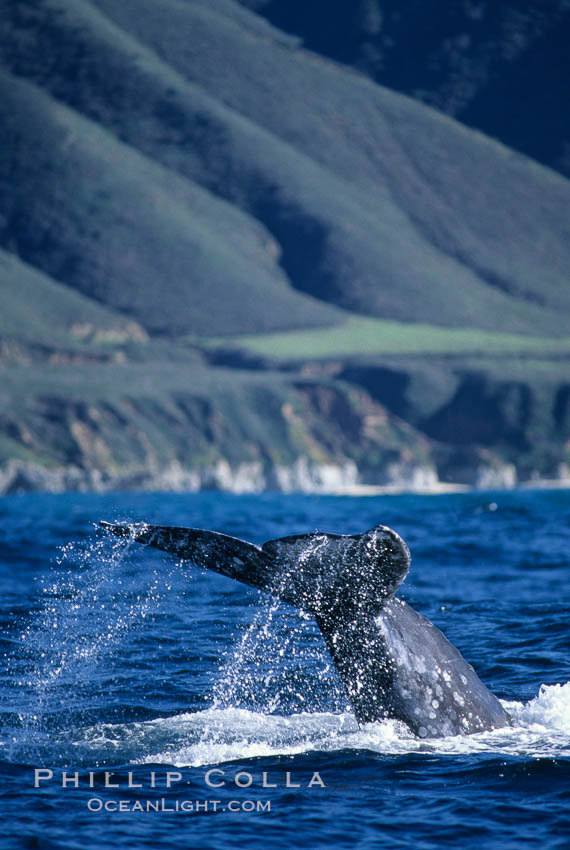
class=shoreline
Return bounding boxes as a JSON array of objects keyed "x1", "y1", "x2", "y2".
[{"x1": 0, "y1": 458, "x2": 568, "y2": 498}]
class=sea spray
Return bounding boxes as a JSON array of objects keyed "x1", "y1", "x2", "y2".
[
  {"x1": 209, "y1": 541, "x2": 348, "y2": 718},
  {"x1": 3, "y1": 527, "x2": 174, "y2": 763}
]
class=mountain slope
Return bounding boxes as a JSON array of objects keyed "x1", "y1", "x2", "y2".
[
  {"x1": 91, "y1": 0, "x2": 570, "y2": 319},
  {"x1": 0, "y1": 69, "x2": 340, "y2": 336},
  {"x1": 0, "y1": 0, "x2": 569, "y2": 336},
  {"x1": 0, "y1": 249, "x2": 148, "y2": 351},
  {"x1": 241, "y1": 0, "x2": 570, "y2": 178}
]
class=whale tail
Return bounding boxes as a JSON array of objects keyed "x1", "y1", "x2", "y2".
[
  {"x1": 99, "y1": 521, "x2": 410, "y2": 616},
  {"x1": 260, "y1": 525, "x2": 410, "y2": 620},
  {"x1": 100, "y1": 520, "x2": 509, "y2": 736}
]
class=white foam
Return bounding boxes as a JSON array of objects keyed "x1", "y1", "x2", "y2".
[
  {"x1": 70, "y1": 682, "x2": 570, "y2": 767},
  {"x1": 509, "y1": 682, "x2": 570, "y2": 731}
]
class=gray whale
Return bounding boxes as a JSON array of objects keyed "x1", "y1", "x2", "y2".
[{"x1": 100, "y1": 521, "x2": 509, "y2": 738}]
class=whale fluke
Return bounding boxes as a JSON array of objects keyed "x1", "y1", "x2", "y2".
[
  {"x1": 99, "y1": 521, "x2": 273, "y2": 591},
  {"x1": 100, "y1": 520, "x2": 509, "y2": 737}
]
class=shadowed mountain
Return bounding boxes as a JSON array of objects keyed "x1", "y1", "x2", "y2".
[{"x1": 241, "y1": 0, "x2": 570, "y2": 178}]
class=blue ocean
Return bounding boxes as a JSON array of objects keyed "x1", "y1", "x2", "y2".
[{"x1": 1, "y1": 490, "x2": 568, "y2": 849}]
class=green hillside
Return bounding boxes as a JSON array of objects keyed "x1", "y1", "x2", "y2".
[
  {"x1": 92, "y1": 0, "x2": 570, "y2": 325},
  {"x1": 0, "y1": 0, "x2": 569, "y2": 493},
  {"x1": 217, "y1": 318, "x2": 570, "y2": 360},
  {"x1": 0, "y1": 0, "x2": 569, "y2": 336},
  {"x1": 241, "y1": 0, "x2": 570, "y2": 179},
  {"x1": 0, "y1": 249, "x2": 147, "y2": 350},
  {"x1": 0, "y1": 70, "x2": 340, "y2": 336}
]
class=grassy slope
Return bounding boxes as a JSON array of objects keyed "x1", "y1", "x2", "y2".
[
  {"x1": 214, "y1": 317, "x2": 570, "y2": 360},
  {"x1": 0, "y1": 0, "x2": 568, "y2": 337},
  {"x1": 238, "y1": 0, "x2": 570, "y2": 179},
  {"x1": 0, "y1": 249, "x2": 151, "y2": 350},
  {"x1": 92, "y1": 0, "x2": 570, "y2": 328},
  {"x1": 0, "y1": 71, "x2": 340, "y2": 336}
]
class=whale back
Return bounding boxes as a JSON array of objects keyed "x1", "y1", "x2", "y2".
[{"x1": 315, "y1": 596, "x2": 509, "y2": 734}]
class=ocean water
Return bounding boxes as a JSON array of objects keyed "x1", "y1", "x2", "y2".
[{"x1": 0, "y1": 489, "x2": 568, "y2": 849}]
